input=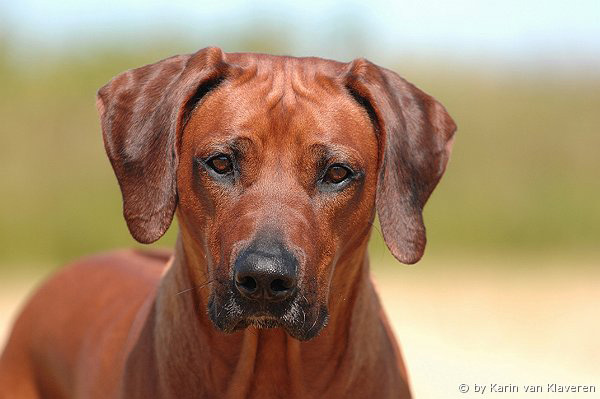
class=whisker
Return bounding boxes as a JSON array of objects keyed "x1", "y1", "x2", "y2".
[
  {"x1": 301, "y1": 307, "x2": 306, "y2": 329},
  {"x1": 175, "y1": 279, "x2": 216, "y2": 296},
  {"x1": 309, "y1": 314, "x2": 318, "y2": 333}
]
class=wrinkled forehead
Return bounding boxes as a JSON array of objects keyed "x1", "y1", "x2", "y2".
[{"x1": 184, "y1": 56, "x2": 376, "y2": 156}]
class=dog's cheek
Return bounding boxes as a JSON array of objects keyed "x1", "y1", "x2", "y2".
[
  {"x1": 314, "y1": 185, "x2": 373, "y2": 262},
  {"x1": 302, "y1": 246, "x2": 336, "y2": 311}
]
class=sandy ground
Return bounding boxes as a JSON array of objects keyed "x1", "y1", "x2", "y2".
[{"x1": 1, "y1": 255, "x2": 599, "y2": 398}]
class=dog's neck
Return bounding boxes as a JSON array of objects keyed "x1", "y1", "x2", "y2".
[{"x1": 123, "y1": 232, "x2": 410, "y2": 398}]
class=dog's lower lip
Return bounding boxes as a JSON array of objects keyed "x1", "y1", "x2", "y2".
[
  {"x1": 245, "y1": 312, "x2": 279, "y2": 324},
  {"x1": 250, "y1": 311, "x2": 273, "y2": 318},
  {"x1": 231, "y1": 314, "x2": 281, "y2": 331}
]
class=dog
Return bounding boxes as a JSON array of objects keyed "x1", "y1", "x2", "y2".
[{"x1": 0, "y1": 47, "x2": 456, "y2": 398}]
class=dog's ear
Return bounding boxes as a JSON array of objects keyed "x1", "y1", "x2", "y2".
[
  {"x1": 345, "y1": 59, "x2": 456, "y2": 264},
  {"x1": 96, "y1": 47, "x2": 229, "y2": 243}
]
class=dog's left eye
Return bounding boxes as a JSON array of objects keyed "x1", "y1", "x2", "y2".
[
  {"x1": 323, "y1": 164, "x2": 353, "y2": 184},
  {"x1": 206, "y1": 154, "x2": 233, "y2": 175}
]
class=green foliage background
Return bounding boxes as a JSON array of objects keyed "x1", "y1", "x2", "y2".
[{"x1": 1, "y1": 33, "x2": 599, "y2": 269}]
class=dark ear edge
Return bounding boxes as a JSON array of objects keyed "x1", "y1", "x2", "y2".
[
  {"x1": 96, "y1": 47, "x2": 230, "y2": 243},
  {"x1": 344, "y1": 58, "x2": 457, "y2": 264},
  {"x1": 180, "y1": 75, "x2": 226, "y2": 138}
]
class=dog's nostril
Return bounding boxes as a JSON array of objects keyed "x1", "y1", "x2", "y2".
[
  {"x1": 270, "y1": 278, "x2": 291, "y2": 292},
  {"x1": 237, "y1": 275, "x2": 257, "y2": 292}
]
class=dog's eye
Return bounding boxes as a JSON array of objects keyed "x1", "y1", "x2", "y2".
[
  {"x1": 323, "y1": 164, "x2": 353, "y2": 184},
  {"x1": 207, "y1": 154, "x2": 233, "y2": 175}
]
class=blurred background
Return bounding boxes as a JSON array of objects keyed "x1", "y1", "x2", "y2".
[{"x1": 1, "y1": 0, "x2": 598, "y2": 397}]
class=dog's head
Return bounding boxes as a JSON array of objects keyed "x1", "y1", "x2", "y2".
[{"x1": 97, "y1": 47, "x2": 456, "y2": 340}]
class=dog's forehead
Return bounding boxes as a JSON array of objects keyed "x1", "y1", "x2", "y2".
[
  {"x1": 226, "y1": 52, "x2": 347, "y2": 75},
  {"x1": 185, "y1": 55, "x2": 375, "y2": 152}
]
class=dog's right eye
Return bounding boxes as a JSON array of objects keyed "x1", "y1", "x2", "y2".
[
  {"x1": 323, "y1": 165, "x2": 351, "y2": 184},
  {"x1": 206, "y1": 154, "x2": 233, "y2": 175}
]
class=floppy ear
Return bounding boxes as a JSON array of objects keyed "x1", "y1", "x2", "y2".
[
  {"x1": 96, "y1": 47, "x2": 229, "y2": 243},
  {"x1": 345, "y1": 59, "x2": 456, "y2": 264}
]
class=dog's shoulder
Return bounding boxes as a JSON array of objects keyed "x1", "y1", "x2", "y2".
[
  {"x1": 9, "y1": 249, "x2": 170, "y2": 345},
  {"x1": 1, "y1": 249, "x2": 171, "y2": 395}
]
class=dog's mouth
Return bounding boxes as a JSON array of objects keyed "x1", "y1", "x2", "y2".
[
  {"x1": 235, "y1": 314, "x2": 286, "y2": 330},
  {"x1": 207, "y1": 293, "x2": 329, "y2": 341}
]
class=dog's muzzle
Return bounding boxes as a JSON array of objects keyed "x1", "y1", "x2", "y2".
[{"x1": 207, "y1": 235, "x2": 329, "y2": 340}]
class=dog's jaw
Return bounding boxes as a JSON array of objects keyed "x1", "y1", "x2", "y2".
[{"x1": 206, "y1": 291, "x2": 329, "y2": 341}]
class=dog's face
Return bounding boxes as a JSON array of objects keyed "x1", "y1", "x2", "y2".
[
  {"x1": 176, "y1": 68, "x2": 379, "y2": 339},
  {"x1": 96, "y1": 48, "x2": 456, "y2": 340}
]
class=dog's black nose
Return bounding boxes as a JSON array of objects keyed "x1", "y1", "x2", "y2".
[{"x1": 234, "y1": 238, "x2": 298, "y2": 302}]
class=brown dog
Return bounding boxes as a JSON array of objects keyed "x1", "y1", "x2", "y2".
[{"x1": 0, "y1": 47, "x2": 455, "y2": 398}]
